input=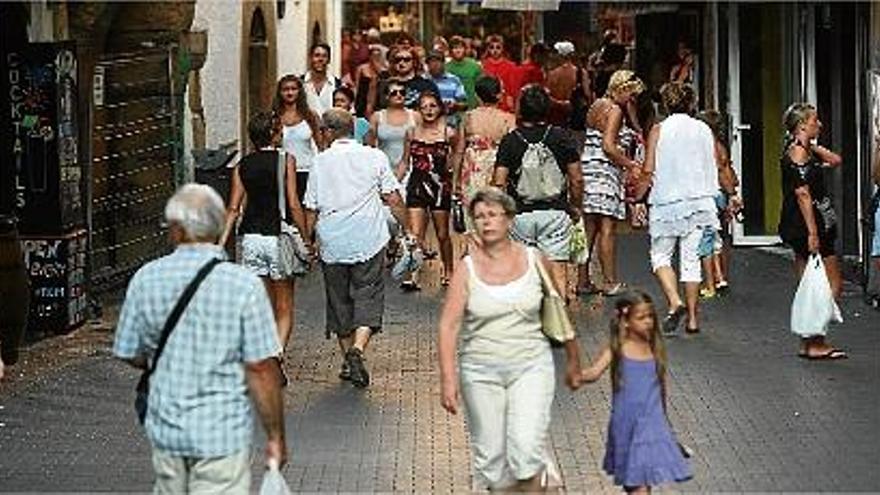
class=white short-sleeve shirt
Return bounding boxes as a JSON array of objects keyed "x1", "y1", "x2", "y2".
[{"x1": 304, "y1": 138, "x2": 401, "y2": 264}]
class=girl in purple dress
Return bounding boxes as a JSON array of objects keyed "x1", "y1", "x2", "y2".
[{"x1": 581, "y1": 290, "x2": 691, "y2": 493}]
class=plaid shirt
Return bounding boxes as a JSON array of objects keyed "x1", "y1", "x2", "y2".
[{"x1": 113, "y1": 244, "x2": 280, "y2": 457}]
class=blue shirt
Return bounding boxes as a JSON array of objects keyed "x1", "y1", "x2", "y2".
[
  {"x1": 113, "y1": 244, "x2": 280, "y2": 457},
  {"x1": 432, "y1": 72, "x2": 467, "y2": 127},
  {"x1": 304, "y1": 139, "x2": 401, "y2": 264}
]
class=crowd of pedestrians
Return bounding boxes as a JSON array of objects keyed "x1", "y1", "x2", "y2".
[{"x1": 103, "y1": 30, "x2": 869, "y2": 494}]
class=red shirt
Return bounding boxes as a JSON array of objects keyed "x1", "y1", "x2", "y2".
[{"x1": 482, "y1": 56, "x2": 520, "y2": 112}]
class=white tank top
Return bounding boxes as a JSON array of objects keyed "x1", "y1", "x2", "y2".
[
  {"x1": 460, "y1": 247, "x2": 548, "y2": 364},
  {"x1": 282, "y1": 120, "x2": 318, "y2": 173},
  {"x1": 649, "y1": 113, "x2": 718, "y2": 206}
]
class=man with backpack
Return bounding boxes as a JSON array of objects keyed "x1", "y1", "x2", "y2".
[{"x1": 493, "y1": 84, "x2": 584, "y2": 298}]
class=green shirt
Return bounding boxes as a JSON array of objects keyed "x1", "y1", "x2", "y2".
[{"x1": 446, "y1": 57, "x2": 483, "y2": 109}]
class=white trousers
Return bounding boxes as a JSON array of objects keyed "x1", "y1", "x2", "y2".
[{"x1": 459, "y1": 351, "x2": 556, "y2": 490}]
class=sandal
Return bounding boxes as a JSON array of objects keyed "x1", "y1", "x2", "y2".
[
  {"x1": 603, "y1": 282, "x2": 627, "y2": 297},
  {"x1": 440, "y1": 277, "x2": 450, "y2": 287},
  {"x1": 798, "y1": 348, "x2": 848, "y2": 360},
  {"x1": 400, "y1": 280, "x2": 422, "y2": 292},
  {"x1": 577, "y1": 284, "x2": 602, "y2": 296}
]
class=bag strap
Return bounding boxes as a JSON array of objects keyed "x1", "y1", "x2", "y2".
[
  {"x1": 533, "y1": 249, "x2": 560, "y2": 297},
  {"x1": 146, "y1": 258, "x2": 222, "y2": 377},
  {"x1": 277, "y1": 151, "x2": 288, "y2": 223}
]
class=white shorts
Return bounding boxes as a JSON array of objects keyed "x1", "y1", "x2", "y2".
[
  {"x1": 650, "y1": 227, "x2": 704, "y2": 283},
  {"x1": 241, "y1": 234, "x2": 285, "y2": 281},
  {"x1": 459, "y1": 351, "x2": 556, "y2": 490},
  {"x1": 511, "y1": 210, "x2": 572, "y2": 262}
]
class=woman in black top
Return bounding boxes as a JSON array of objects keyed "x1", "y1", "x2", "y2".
[
  {"x1": 779, "y1": 103, "x2": 846, "y2": 360},
  {"x1": 220, "y1": 112, "x2": 307, "y2": 355}
]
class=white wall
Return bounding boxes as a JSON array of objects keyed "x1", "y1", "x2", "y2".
[
  {"x1": 192, "y1": 0, "x2": 242, "y2": 150},
  {"x1": 277, "y1": 0, "x2": 310, "y2": 77}
]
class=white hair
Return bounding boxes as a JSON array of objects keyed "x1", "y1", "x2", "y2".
[{"x1": 164, "y1": 183, "x2": 226, "y2": 241}]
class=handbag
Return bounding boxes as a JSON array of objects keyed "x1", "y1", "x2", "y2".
[
  {"x1": 533, "y1": 251, "x2": 576, "y2": 345},
  {"x1": 276, "y1": 152, "x2": 310, "y2": 277},
  {"x1": 135, "y1": 258, "x2": 221, "y2": 425}
]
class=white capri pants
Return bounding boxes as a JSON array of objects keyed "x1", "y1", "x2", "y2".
[
  {"x1": 459, "y1": 351, "x2": 555, "y2": 490},
  {"x1": 650, "y1": 227, "x2": 704, "y2": 283}
]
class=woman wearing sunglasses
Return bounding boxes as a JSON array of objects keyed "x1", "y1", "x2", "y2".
[{"x1": 397, "y1": 91, "x2": 461, "y2": 290}]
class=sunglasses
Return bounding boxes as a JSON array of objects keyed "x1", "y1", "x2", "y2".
[
  {"x1": 394, "y1": 56, "x2": 413, "y2": 63},
  {"x1": 388, "y1": 88, "x2": 406, "y2": 97}
]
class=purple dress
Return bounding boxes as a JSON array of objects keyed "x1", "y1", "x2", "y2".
[{"x1": 603, "y1": 356, "x2": 692, "y2": 487}]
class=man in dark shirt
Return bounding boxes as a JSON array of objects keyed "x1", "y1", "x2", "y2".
[
  {"x1": 493, "y1": 84, "x2": 584, "y2": 299},
  {"x1": 384, "y1": 46, "x2": 440, "y2": 109}
]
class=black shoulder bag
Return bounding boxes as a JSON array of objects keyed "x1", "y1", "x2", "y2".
[{"x1": 134, "y1": 258, "x2": 222, "y2": 425}]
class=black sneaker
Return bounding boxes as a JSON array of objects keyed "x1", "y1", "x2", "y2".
[
  {"x1": 662, "y1": 306, "x2": 686, "y2": 338},
  {"x1": 338, "y1": 361, "x2": 351, "y2": 381},
  {"x1": 345, "y1": 348, "x2": 370, "y2": 388}
]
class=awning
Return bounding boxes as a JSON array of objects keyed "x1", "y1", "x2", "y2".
[{"x1": 481, "y1": 0, "x2": 561, "y2": 11}]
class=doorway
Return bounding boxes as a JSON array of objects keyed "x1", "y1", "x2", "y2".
[{"x1": 727, "y1": 3, "x2": 806, "y2": 245}]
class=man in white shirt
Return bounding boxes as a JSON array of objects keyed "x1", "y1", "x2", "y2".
[
  {"x1": 303, "y1": 43, "x2": 339, "y2": 116},
  {"x1": 304, "y1": 109, "x2": 410, "y2": 388}
]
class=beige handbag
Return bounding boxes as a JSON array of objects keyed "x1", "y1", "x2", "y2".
[{"x1": 534, "y1": 253, "x2": 576, "y2": 344}]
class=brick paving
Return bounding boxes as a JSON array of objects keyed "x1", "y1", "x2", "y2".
[{"x1": 1, "y1": 232, "x2": 879, "y2": 492}]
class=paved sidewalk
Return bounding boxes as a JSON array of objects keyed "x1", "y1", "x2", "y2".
[{"x1": 1, "y1": 233, "x2": 879, "y2": 492}]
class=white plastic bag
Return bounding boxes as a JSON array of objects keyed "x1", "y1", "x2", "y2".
[
  {"x1": 569, "y1": 218, "x2": 589, "y2": 265},
  {"x1": 790, "y1": 254, "x2": 843, "y2": 337},
  {"x1": 259, "y1": 459, "x2": 291, "y2": 495}
]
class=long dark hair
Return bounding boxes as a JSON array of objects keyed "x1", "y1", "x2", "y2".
[
  {"x1": 272, "y1": 74, "x2": 319, "y2": 131},
  {"x1": 609, "y1": 290, "x2": 669, "y2": 408}
]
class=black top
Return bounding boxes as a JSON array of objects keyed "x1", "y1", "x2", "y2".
[
  {"x1": 238, "y1": 150, "x2": 283, "y2": 236},
  {"x1": 778, "y1": 145, "x2": 833, "y2": 242},
  {"x1": 495, "y1": 124, "x2": 579, "y2": 212},
  {"x1": 355, "y1": 74, "x2": 373, "y2": 117}
]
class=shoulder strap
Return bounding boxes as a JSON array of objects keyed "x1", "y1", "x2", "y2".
[
  {"x1": 146, "y1": 258, "x2": 222, "y2": 377},
  {"x1": 277, "y1": 151, "x2": 288, "y2": 222},
  {"x1": 541, "y1": 126, "x2": 552, "y2": 143}
]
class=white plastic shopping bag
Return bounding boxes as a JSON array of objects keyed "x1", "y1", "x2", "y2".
[
  {"x1": 259, "y1": 459, "x2": 291, "y2": 495},
  {"x1": 790, "y1": 254, "x2": 843, "y2": 337}
]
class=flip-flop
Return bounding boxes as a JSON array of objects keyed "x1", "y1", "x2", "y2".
[
  {"x1": 603, "y1": 282, "x2": 627, "y2": 297},
  {"x1": 577, "y1": 284, "x2": 602, "y2": 296},
  {"x1": 685, "y1": 327, "x2": 701, "y2": 334},
  {"x1": 400, "y1": 280, "x2": 422, "y2": 292},
  {"x1": 799, "y1": 349, "x2": 848, "y2": 360}
]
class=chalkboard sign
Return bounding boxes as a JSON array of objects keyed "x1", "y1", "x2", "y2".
[
  {"x1": 20, "y1": 229, "x2": 87, "y2": 337},
  {"x1": 4, "y1": 42, "x2": 83, "y2": 234}
]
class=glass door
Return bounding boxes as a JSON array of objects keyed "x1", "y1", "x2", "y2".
[{"x1": 727, "y1": 3, "x2": 806, "y2": 245}]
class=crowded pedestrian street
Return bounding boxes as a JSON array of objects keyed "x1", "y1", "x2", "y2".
[
  {"x1": 3, "y1": 1, "x2": 880, "y2": 493},
  {"x1": 1, "y1": 234, "x2": 878, "y2": 492}
]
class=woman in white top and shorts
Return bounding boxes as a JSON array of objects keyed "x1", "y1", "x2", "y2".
[
  {"x1": 636, "y1": 82, "x2": 719, "y2": 336},
  {"x1": 438, "y1": 188, "x2": 583, "y2": 492},
  {"x1": 274, "y1": 74, "x2": 321, "y2": 204}
]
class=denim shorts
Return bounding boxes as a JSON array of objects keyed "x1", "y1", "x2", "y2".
[{"x1": 510, "y1": 210, "x2": 572, "y2": 262}]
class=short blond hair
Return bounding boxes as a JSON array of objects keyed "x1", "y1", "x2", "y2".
[
  {"x1": 606, "y1": 70, "x2": 645, "y2": 100},
  {"x1": 468, "y1": 187, "x2": 517, "y2": 220},
  {"x1": 782, "y1": 102, "x2": 817, "y2": 134}
]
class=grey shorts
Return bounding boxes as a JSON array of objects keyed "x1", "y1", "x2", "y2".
[
  {"x1": 322, "y1": 248, "x2": 386, "y2": 339},
  {"x1": 241, "y1": 234, "x2": 286, "y2": 281},
  {"x1": 510, "y1": 210, "x2": 572, "y2": 262}
]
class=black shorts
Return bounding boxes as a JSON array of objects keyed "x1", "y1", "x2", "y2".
[
  {"x1": 406, "y1": 174, "x2": 451, "y2": 211},
  {"x1": 785, "y1": 231, "x2": 837, "y2": 259},
  {"x1": 321, "y1": 248, "x2": 386, "y2": 339}
]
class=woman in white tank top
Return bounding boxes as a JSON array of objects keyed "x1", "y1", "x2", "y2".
[
  {"x1": 437, "y1": 188, "x2": 584, "y2": 491},
  {"x1": 274, "y1": 74, "x2": 321, "y2": 203}
]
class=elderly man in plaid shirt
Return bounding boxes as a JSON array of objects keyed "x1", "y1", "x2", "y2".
[{"x1": 114, "y1": 184, "x2": 286, "y2": 493}]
